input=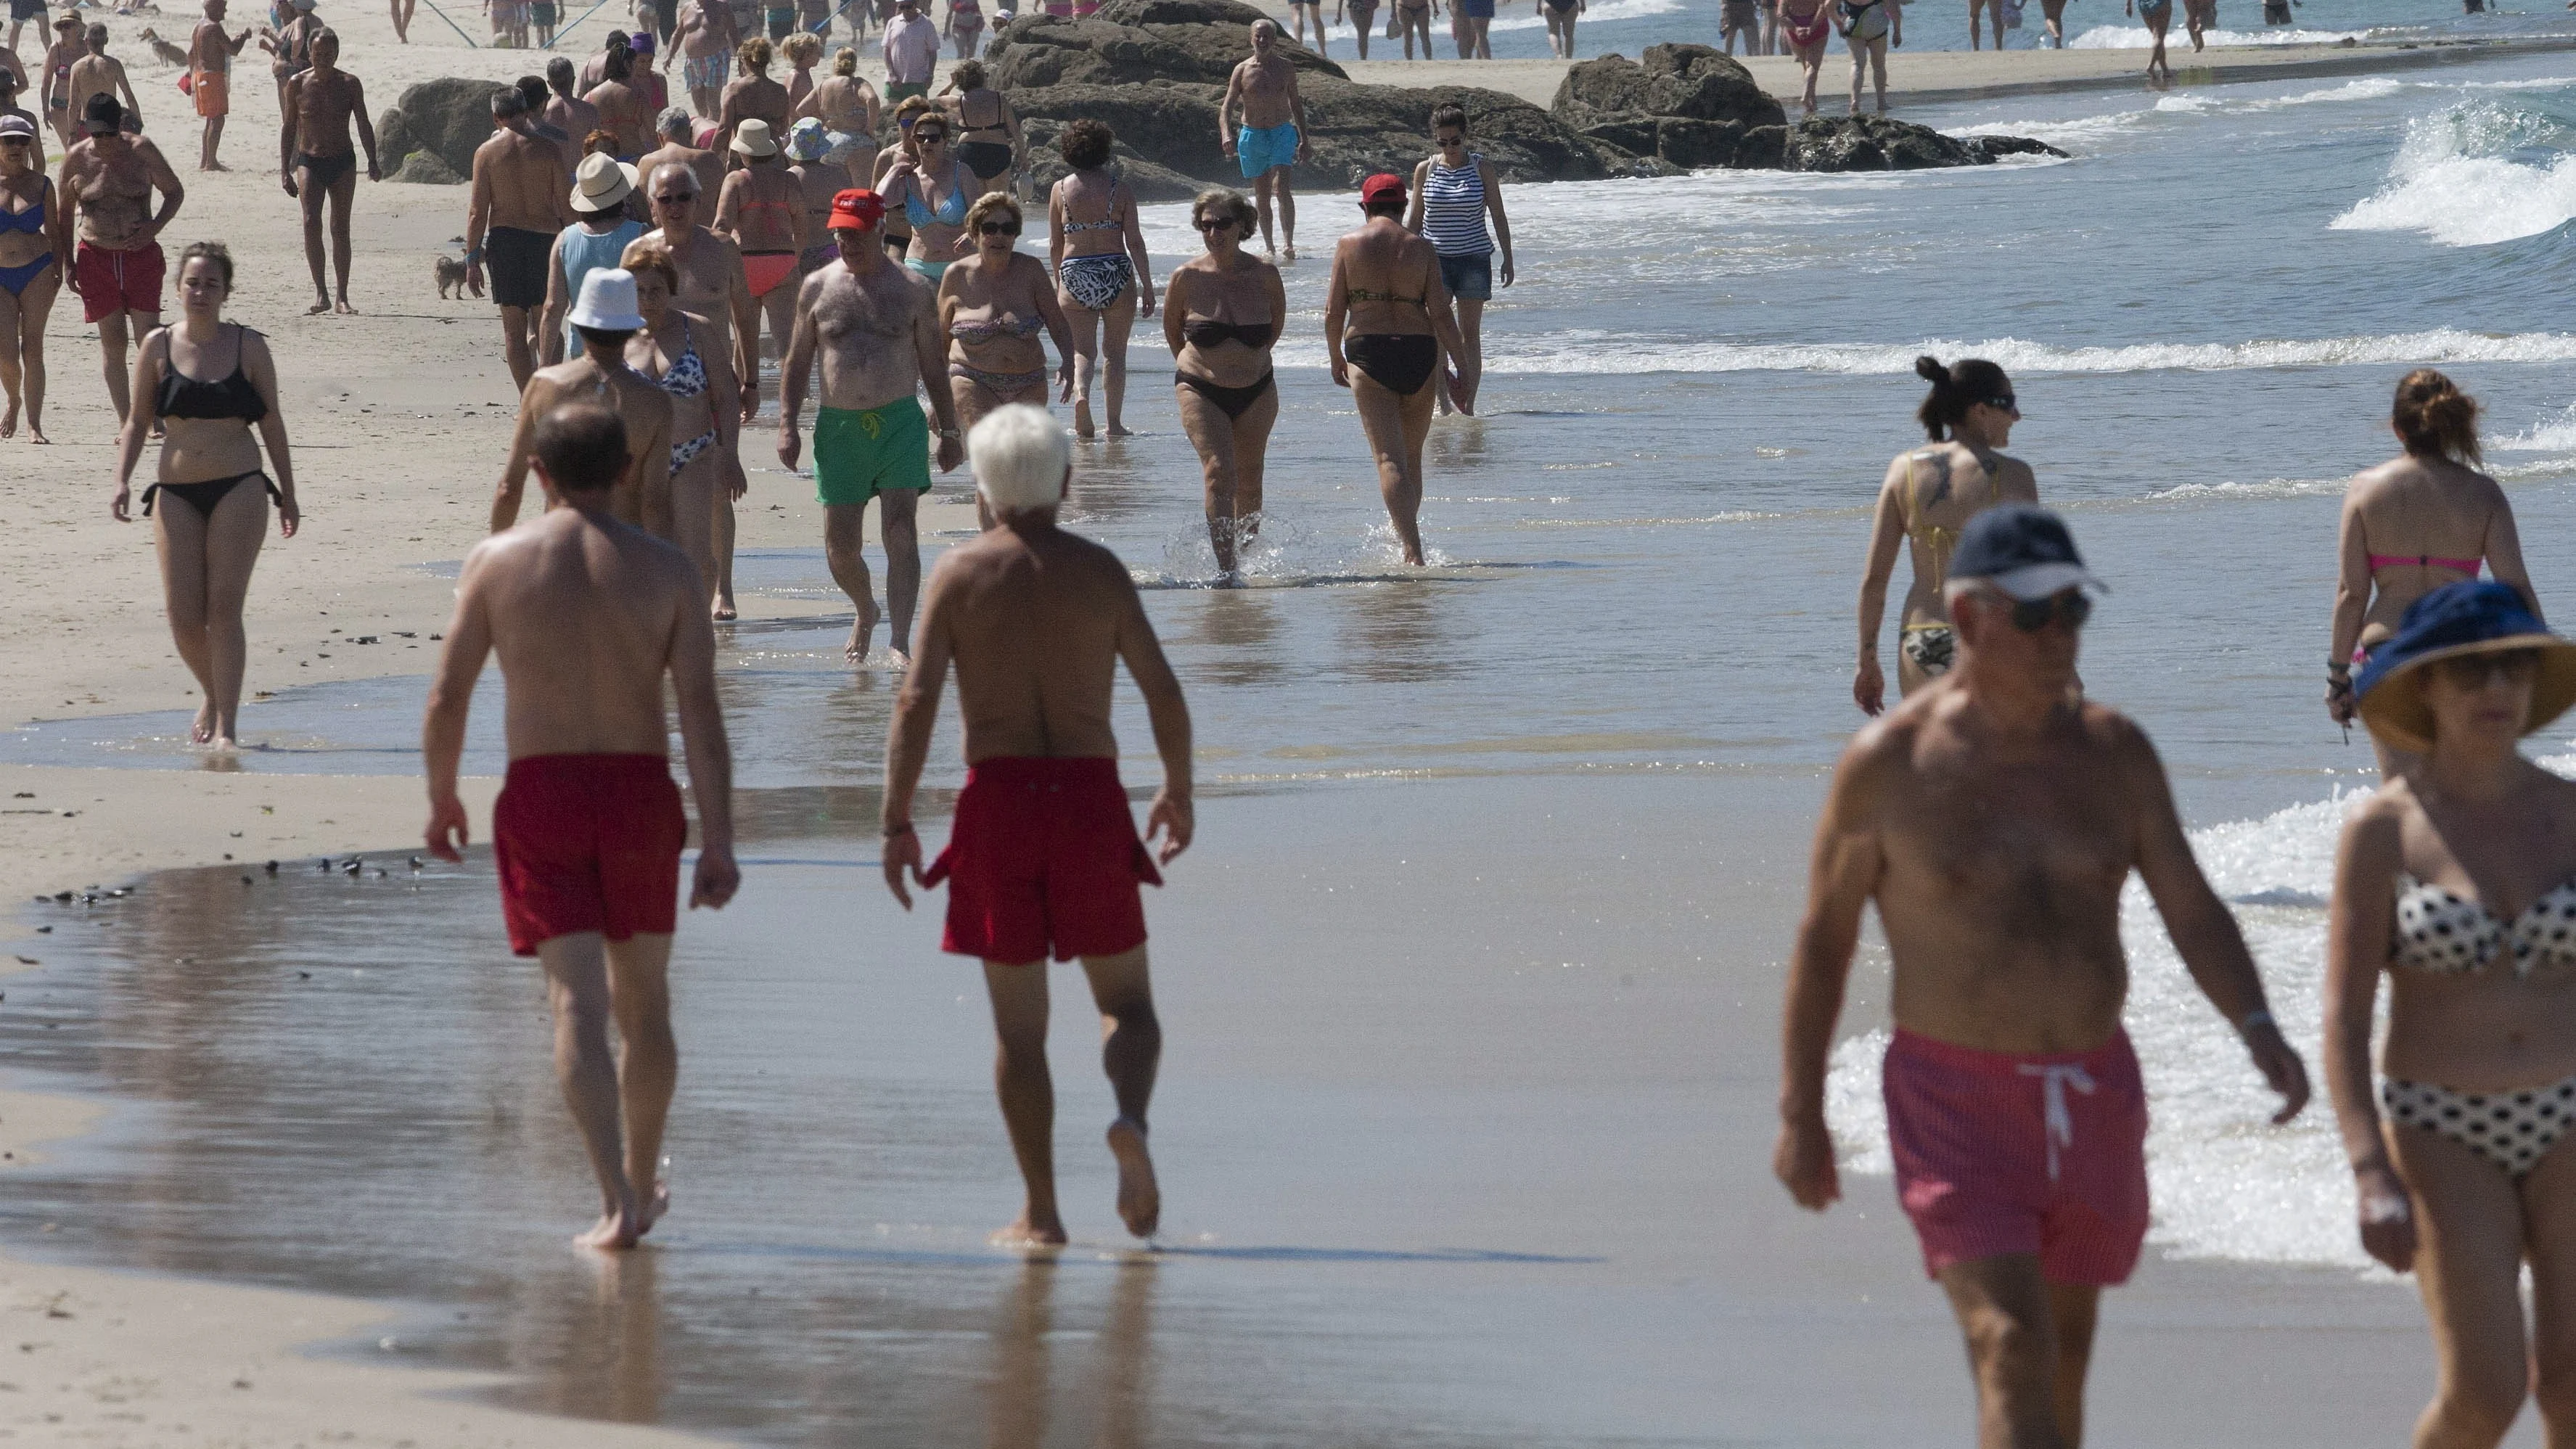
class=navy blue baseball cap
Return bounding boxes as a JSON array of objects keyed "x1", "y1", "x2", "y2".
[
  {"x1": 2356, "y1": 580, "x2": 2576, "y2": 752},
  {"x1": 1943, "y1": 504, "x2": 2107, "y2": 602}
]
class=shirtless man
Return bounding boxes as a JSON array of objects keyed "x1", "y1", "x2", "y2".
[
  {"x1": 425, "y1": 400, "x2": 739, "y2": 1252},
  {"x1": 543, "y1": 57, "x2": 601, "y2": 151},
  {"x1": 279, "y1": 31, "x2": 376, "y2": 316},
  {"x1": 776, "y1": 186, "x2": 961, "y2": 665},
  {"x1": 65, "y1": 24, "x2": 139, "y2": 137},
  {"x1": 1775, "y1": 504, "x2": 2310, "y2": 1449},
  {"x1": 671, "y1": 0, "x2": 737, "y2": 118},
  {"x1": 882, "y1": 402, "x2": 1190, "y2": 1247},
  {"x1": 58, "y1": 91, "x2": 181, "y2": 424},
  {"x1": 493, "y1": 268, "x2": 674, "y2": 539},
  {"x1": 1216, "y1": 20, "x2": 1309, "y2": 262},
  {"x1": 638, "y1": 105, "x2": 720, "y2": 202},
  {"x1": 467, "y1": 84, "x2": 573, "y2": 390},
  {"x1": 188, "y1": 0, "x2": 252, "y2": 171}
]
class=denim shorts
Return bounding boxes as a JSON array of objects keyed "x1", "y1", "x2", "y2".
[{"x1": 1438, "y1": 250, "x2": 1492, "y2": 302}]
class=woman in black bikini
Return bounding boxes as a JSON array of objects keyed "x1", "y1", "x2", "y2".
[
  {"x1": 107, "y1": 242, "x2": 300, "y2": 750},
  {"x1": 1165, "y1": 188, "x2": 1284, "y2": 579},
  {"x1": 943, "y1": 59, "x2": 1018, "y2": 199},
  {"x1": 1323, "y1": 173, "x2": 1469, "y2": 568}
]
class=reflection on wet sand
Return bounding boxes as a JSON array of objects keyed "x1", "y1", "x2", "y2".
[
  {"x1": 1334, "y1": 583, "x2": 1469, "y2": 685},
  {"x1": 980, "y1": 1259, "x2": 1156, "y2": 1449},
  {"x1": 1185, "y1": 591, "x2": 1287, "y2": 689}
]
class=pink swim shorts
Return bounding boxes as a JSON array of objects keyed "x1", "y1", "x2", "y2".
[{"x1": 1882, "y1": 1026, "x2": 2150, "y2": 1286}]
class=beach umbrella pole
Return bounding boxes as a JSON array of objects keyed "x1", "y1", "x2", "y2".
[{"x1": 415, "y1": 0, "x2": 485, "y2": 46}]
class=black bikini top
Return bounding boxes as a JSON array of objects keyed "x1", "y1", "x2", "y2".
[
  {"x1": 155, "y1": 325, "x2": 268, "y2": 424},
  {"x1": 1182, "y1": 316, "x2": 1273, "y2": 350}
]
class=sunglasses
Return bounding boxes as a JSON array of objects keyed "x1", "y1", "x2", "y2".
[
  {"x1": 1195, "y1": 217, "x2": 1234, "y2": 231},
  {"x1": 1435, "y1": 134, "x2": 1465, "y2": 147},
  {"x1": 2435, "y1": 649, "x2": 2541, "y2": 687},
  {"x1": 652, "y1": 192, "x2": 697, "y2": 204},
  {"x1": 915, "y1": 131, "x2": 948, "y2": 143},
  {"x1": 2007, "y1": 592, "x2": 2091, "y2": 633},
  {"x1": 1982, "y1": 393, "x2": 2019, "y2": 413},
  {"x1": 977, "y1": 220, "x2": 1019, "y2": 236}
]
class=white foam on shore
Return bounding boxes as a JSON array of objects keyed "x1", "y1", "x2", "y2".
[
  {"x1": 2331, "y1": 98, "x2": 2576, "y2": 246},
  {"x1": 2068, "y1": 21, "x2": 2366, "y2": 46},
  {"x1": 2145, "y1": 475, "x2": 2350, "y2": 501},
  {"x1": 2493, "y1": 401, "x2": 2576, "y2": 452},
  {"x1": 1264, "y1": 326, "x2": 2576, "y2": 377},
  {"x1": 1827, "y1": 752, "x2": 2576, "y2": 1271}
]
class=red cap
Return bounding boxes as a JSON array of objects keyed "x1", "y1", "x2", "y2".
[
  {"x1": 828, "y1": 188, "x2": 887, "y2": 231},
  {"x1": 1359, "y1": 173, "x2": 1406, "y2": 205}
]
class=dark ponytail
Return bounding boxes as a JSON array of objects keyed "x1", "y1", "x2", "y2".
[
  {"x1": 2392, "y1": 368, "x2": 2482, "y2": 467},
  {"x1": 1914, "y1": 355, "x2": 2010, "y2": 442}
]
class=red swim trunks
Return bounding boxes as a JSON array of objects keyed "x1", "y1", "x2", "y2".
[
  {"x1": 490, "y1": 753, "x2": 687, "y2": 956},
  {"x1": 925, "y1": 756, "x2": 1161, "y2": 964},
  {"x1": 1882, "y1": 1027, "x2": 2149, "y2": 1286},
  {"x1": 74, "y1": 240, "x2": 165, "y2": 324}
]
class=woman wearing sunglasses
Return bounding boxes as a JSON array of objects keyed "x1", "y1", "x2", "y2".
[
  {"x1": 2326, "y1": 580, "x2": 2576, "y2": 1448},
  {"x1": 2327, "y1": 369, "x2": 2538, "y2": 779},
  {"x1": 0, "y1": 114, "x2": 59, "y2": 444},
  {"x1": 1404, "y1": 103, "x2": 1509, "y2": 419},
  {"x1": 939, "y1": 191, "x2": 1072, "y2": 436},
  {"x1": 641, "y1": 160, "x2": 758, "y2": 615},
  {"x1": 1165, "y1": 187, "x2": 1284, "y2": 579},
  {"x1": 1850, "y1": 353, "x2": 2037, "y2": 715},
  {"x1": 881, "y1": 108, "x2": 975, "y2": 282},
  {"x1": 871, "y1": 94, "x2": 932, "y2": 261}
]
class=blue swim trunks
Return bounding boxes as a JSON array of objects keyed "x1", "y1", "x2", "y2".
[{"x1": 1237, "y1": 121, "x2": 1299, "y2": 178}]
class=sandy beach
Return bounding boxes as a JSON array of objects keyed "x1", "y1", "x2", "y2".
[{"x1": 1, "y1": 0, "x2": 2574, "y2": 1438}]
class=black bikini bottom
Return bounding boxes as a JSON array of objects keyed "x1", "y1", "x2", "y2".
[
  {"x1": 297, "y1": 152, "x2": 354, "y2": 189},
  {"x1": 1176, "y1": 369, "x2": 1275, "y2": 422},
  {"x1": 145, "y1": 470, "x2": 279, "y2": 520},
  {"x1": 959, "y1": 140, "x2": 1012, "y2": 180},
  {"x1": 1345, "y1": 333, "x2": 1437, "y2": 398}
]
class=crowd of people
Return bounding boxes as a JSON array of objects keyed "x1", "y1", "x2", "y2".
[{"x1": 9, "y1": 4, "x2": 2575, "y2": 1443}]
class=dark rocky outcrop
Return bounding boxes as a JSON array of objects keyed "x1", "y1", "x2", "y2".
[
  {"x1": 379, "y1": 75, "x2": 514, "y2": 184},
  {"x1": 1778, "y1": 114, "x2": 2068, "y2": 171},
  {"x1": 1554, "y1": 44, "x2": 1784, "y2": 134},
  {"x1": 991, "y1": 3, "x2": 1609, "y2": 192},
  {"x1": 1966, "y1": 133, "x2": 2069, "y2": 163}
]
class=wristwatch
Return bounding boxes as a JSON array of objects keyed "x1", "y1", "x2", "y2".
[{"x1": 935, "y1": 427, "x2": 961, "y2": 440}]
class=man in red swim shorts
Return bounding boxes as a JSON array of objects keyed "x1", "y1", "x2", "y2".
[
  {"x1": 422, "y1": 401, "x2": 740, "y2": 1252},
  {"x1": 882, "y1": 403, "x2": 1193, "y2": 1249},
  {"x1": 1773, "y1": 506, "x2": 2310, "y2": 1447}
]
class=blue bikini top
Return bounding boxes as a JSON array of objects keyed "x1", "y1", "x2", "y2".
[
  {"x1": 903, "y1": 161, "x2": 971, "y2": 230},
  {"x1": 1, "y1": 178, "x2": 46, "y2": 234}
]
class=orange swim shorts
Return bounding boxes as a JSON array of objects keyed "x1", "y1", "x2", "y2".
[{"x1": 192, "y1": 70, "x2": 228, "y2": 118}]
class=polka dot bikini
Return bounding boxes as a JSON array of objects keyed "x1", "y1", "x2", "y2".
[{"x1": 2382, "y1": 874, "x2": 2576, "y2": 1178}]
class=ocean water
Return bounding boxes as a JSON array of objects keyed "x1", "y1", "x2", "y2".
[{"x1": 10, "y1": 43, "x2": 2576, "y2": 1435}]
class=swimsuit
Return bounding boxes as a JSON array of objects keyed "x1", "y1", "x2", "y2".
[
  {"x1": 1343, "y1": 283, "x2": 1436, "y2": 396},
  {"x1": 2138, "y1": 0, "x2": 2171, "y2": 17},
  {"x1": 1236, "y1": 121, "x2": 1299, "y2": 178},
  {"x1": 654, "y1": 316, "x2": 721, "y2": 469},
  {"x1": 491, "y1": 754, "x2": 686, "y2": 956},
  {"x1": 295, "y1": 151, "x2": 353, "y2": 189},
  {"x1": 904, "y1": 257, "x2": 949, "y2": 282},
  {"x1": 812, "y1": 398, "x2": 932, "y2": 505},
  {"x1": 194, "y1": 68, "x2": 230, "y2": 118},
  {"x1": 1054, "y1": 181, "x2": 1131, "y2": 309},
  {"x1": 74, "y1": 241, "x2": 165, "y2": 324},
  {"x1": 1783, "y1": 2, "x2": 1832, "y2": 45},
  {"x1": 1176, "y1": 369, "x2": 1275, "y2": 420},
  {"x1": 948, "y1": 311, "x2": 1046, "y2": 394},
  {"x1": 1883, "y1": 1027, "x2": 2150, "y2": 1287},
  {"x1": 684, "y1": 52, "x2": 729, "y2": 90},
  {"x1": 1896, "y1": 448, "x2": 1998, "y2": 678},
  {"x1": 0, "y1": 179, "x2": 52, "y2": 296},
  {"x1": 742, "y1": 250, "x2": 800, "y2": 297},
  {"x1": 2380, "y1": 872, "x2": 2576, "y2": 1175},
  {"x1": 141, "y1": 325, "x2": 283, "y2": 520},
  {"x1": 901, "y1": 159, "x2": 971, "y2": 230},
  {"x1": 949, "y1": 360, "x2": 1044, "y2": 395},
  {"x1": 924, "y1": 755, "x2": 1160, "y2": 964},
  {"x1": 2370, "y1": 552, "x2": 2482, "y2": 575},
  {"x1": 485, "y1": 224, "x2": 554, "y2": 310},
  {"x1": 557, "y1": 218, "x2": 647, "y2": 350},
  {"x1": 1842, "y1": 0, "x2": 1890, "y2": 40},
  {"x1": 957, "y1": 93, "x2": 1014, "y2": 181}
]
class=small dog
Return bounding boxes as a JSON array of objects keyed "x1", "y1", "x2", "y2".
[
  {"x1": 136, "y1": 28, "x2": 189, "y2": 66},
  {"x1": 433, "y1": 254, "x2": 482, "y2": 301}
]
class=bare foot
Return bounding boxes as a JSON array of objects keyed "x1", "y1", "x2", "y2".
[
  {"x1": 190, "y1": 702, "x2": 216, "y2": 745},
  {"x1": 2, "y1": 398, "x2": 17, "y2": 438},
  {"x1": 711, "y1": 594, "x2": 738, "y2": 622},
  {"x1": 25, "y1": 421, "x2": 46, "y2": 444},
  {"x1": 845, "y1": 599, "x2": 879, "y2": 662},
  {"x1": 991, "y1": 1214, "x2": 1069, "y2": 1248},
  {"x1": 575, "y1": 1202, "x2": 644, "y2": 1251},
  {"x1": 1281, "y1": 245, "x2": 1297, "y2": 264},
  {"x1": 886, "y1": 644, "x2": 912, "y2": 670},
  {"x1": 1073, "y1": 397, "x2": 1096, "y2": 439},
  {"x1": 306, "y1": 297, "x2": 332, "y2": 316},
  {"x1": 1107, "y1": 1116, "x2": 1160, "y2": 1239},
  {"x1": 1106, "y1": 421, "x2": 1131, "y2": 438},
  {"x1": 638, "y1": 1181, "x2": 671, "y2": 1238}
]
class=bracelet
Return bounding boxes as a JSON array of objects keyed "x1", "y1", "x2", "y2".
[
  {"x1": 882, "y1": 821, "x2": 914, "y2": 838},
  {"x1": 464, "y1": 246, "x2": 483, "y2": 265},
  {"x1": 2326, "y1": 661, "x2": 2350, "y2": 677},
  {"x1": 2239, "y1": 1009, "x2": 2276, "y2": 1033}
]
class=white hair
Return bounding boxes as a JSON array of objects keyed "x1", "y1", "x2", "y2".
[{"x1": 968, "y1": 405, "x2": 1071, "y2": 514}]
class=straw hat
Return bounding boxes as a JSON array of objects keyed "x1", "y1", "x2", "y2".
[
  {"x1": 731, "y1": 118, "x2": 779, "y2": 158},
  {"x1": 567, "y1": 269, "x2": 647, "y2": 332},
  {"x1": 2355, "y1": 580, "x2": 2576, "y2": 753},
  {"x1": 569, "y1": 151, "x2": 638, "y2": 213}
]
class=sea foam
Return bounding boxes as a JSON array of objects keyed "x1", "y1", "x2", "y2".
[
  {"x1": 2069, "y1": 21, "x2": 2365, "y2": 46},
  {"x1": 2332, "y1": 98, "x2": 2576, "y2": 247}
]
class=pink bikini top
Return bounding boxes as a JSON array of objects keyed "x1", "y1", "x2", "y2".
[{"x1": 2368, "y1": 553, "x2": 2481, "y2": 575}]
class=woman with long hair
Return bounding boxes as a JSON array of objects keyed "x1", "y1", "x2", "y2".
[
  {"x1": 939, "y1": 190, "x2": 1072, "y2": 434},
  {"x1": 2326, "y1": 580, "x2": 2576, "y2": 1449},
  {"x1": 942, "y1": 58, "x2": 1019, "y2": 197},
  {"x1": 1166, "y1": 188, "x2": 1283, "y2": 579},
  {"x1": 107, "y1": 242, "x2": 300, "y2": 750},
  {"x1": 1405, "y1": 103, "x2": 1510, "y2": 418},
  {"x1": 1046, "y1": 118, "x2": 1153, "y2": 439},
  {"x1": 625, "y1": 236, "x2": 741, "y2": 612},
  {"x1": 1850, "y1": 355, "x2": 2037, "y2": 715},
  {"x1": 2329, "y1": 369, "x2": 2538, "y2": 776},
  {"x1": 1322, "y1": 172, "x2": 1469, "y2": 568},
  {"x1": 0, "y1": 113, "x2": 60, "y2": 443}
]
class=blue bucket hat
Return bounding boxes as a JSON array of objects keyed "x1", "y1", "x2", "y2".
[
  {"x1": 1942, "y1": 504, "x2": 2108, "y2": 603},
  {"x1": 2356, "y1": 580, "x2": 2576, "y2": 752}
]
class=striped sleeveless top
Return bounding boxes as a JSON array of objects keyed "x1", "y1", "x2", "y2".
[{"x1": 1420, "y1": 154, "x2": 1492, "y2": 258}]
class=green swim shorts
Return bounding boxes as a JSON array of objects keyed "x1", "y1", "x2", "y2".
[{"x1": 813, "y1": 400, "x2": 932, "y2": 506}]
